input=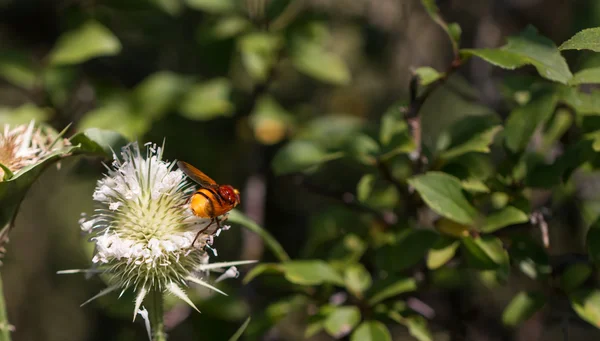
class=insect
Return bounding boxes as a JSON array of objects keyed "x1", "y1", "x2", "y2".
[{"x1": 177, "y1": 161, "x2": 241, "y2": 246}]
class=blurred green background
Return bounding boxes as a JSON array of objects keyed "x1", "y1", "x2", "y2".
[{"x1": 2, "y1": 0, "x2": 600, "y2": 340}]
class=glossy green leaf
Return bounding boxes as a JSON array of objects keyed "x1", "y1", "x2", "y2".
[
  {"x1": 179, "y1": 78, "x2": 234, "y2": 120},
  {"x1": 502, "y1": 291, "x2": 546, "y2": 326},
  {"x1": 351, "y1": 321, "x2": 392, "y2": 341},
  {"x1": 504, "y1": 93, "x2": 558, "y2": 153},
  {"x1": 408, "y1": 172, "x2": 479, "y2": 225},
  {"x1": 228, "y1": 209, "x2": 290, "y2": 262},
  {"x1": 427, "y1": 237, "x2": 459, "y2": 269},
  {"x1": 480, "y1": 206, "x2": 529, "y2": 233},
  {"x1": 561, "y1": 263, "x2": 592, "y2": 292},
  {"x1": 271, "y1": 140, "x2": 342, "y2": 175},
  {"x1": 462, "y1": 235, "x2": 506, "y2": 270},
  {"x1": 462, "y1": 26, "x2": 572, "y2": 84},
  {"x1": 49, "y1": 21, "x2": 122, "y2": 65},
  {"x1": 569, "y1": 67, "x2": 600, "y2": 85},
  {"x1": 367, "y1": 277, "x2": 417, "y2": 305},
  {"x1": 280, "y1": 260, "x2": 344, "y2": 286},
  {"x1": 439, "y1": 114, "x2": 502, "y2": 159},
  {"x1": 570, "y1": 289, "x2": 600, "y2": 328},
  {"x1": 238, "y1": 33, "x2": 282, "y2": 82},
  {"x1": 344, "y1": 264, "x2": 372, "y2": 298},
  {"x1": 559, "y1": 27, "x2": 600, "y2": 52},
  {"x1": 228, "y1": 317, "x2": 251, "y2": 341},
  {"x1": 324, "y1": 306, "x2": 361, "y2": 338},
  {"x1": 185, "y1": 0, "x2": 237, "y2": 13},
  {"x1": 413, "y1": 66, "x2": 444, "y2": 86}
]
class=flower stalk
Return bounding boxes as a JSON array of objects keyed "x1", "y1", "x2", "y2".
[{"x1": 148, "y1": 290, "x2": 166, "y2": 341}]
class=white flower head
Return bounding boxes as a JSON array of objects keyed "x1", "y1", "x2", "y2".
[
  {"x1": 74, "y1": 141, "x2": 256, "y2": 317},
  {"x1": 0, "y1": 120, "x2": 69, "y2": 179}
]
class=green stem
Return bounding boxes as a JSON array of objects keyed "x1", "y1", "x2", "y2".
[
  {"x1": 0, "y1": 274, "x2": 12, "y2": 341},
  {"x1": 148, "y1": 290, "x2": 166, "y2": 341}
]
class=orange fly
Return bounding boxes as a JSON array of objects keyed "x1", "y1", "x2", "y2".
[{"x1": 177, "y1": 161, "x2": 241, "y2": 245}]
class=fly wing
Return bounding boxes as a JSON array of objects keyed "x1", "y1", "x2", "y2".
[{"x1": 177, "y1": 161, "x2": 218, "y2": 188}]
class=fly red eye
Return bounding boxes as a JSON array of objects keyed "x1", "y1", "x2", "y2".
[{"x1": 219, "y1": 186, "x2": 236, "y2": 203}]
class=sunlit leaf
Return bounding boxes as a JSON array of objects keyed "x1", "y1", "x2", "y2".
[
  {"x1": 179, "y1": 78, "x2": 234, "y2": 120},
  {"x1": 238, "y1": 32, "x2": 282, "y2": 82},
  {"x1": 420, "y1": 0, "x2": 460, "y2": 53},
  {"x1": 344, "y1": 264, "x2": 372, "y2": 298},
  {"x1": 439, "y1": 114, "x2": 502, "y2": 159},
  {"x1": 462, "y1": 235, "x2": 506, "y2": 270},
  {"x1": 480, "y1": 206, "x2": 529, "y2": 233},
  {"x1": 324, "y1": 306, "x2": 361, "y2": 338},
  {"x1": 0, "y1": 51, "x2": 37, "y2": 89},
  {"x1": 49, "y1": 20, "x2": 121, "y2": 65},
  {"x1": 413, "y1": 66, "x2": 444, "y2": 86},
  {"x1": 132, "y1": 72, "x2": 190, "y2": 119},
  {"x1": 351, "y1": 321, "x2": 392, "y2": 341},
  {"x1": 408, "y1": 172, "x2": 479, "y2": 225},
  {"x1": 367, "y1": 277, "x2": 417, "y2": 306},
  {"x1": 185, "y1": 0, "x2": 237, "y2": 13},
  {"x1": 570, "y1": 289, "x2": 600, "y2": 328},
  {"x1": 427, "y1": 237, "x2": 459, "y2": 269},
  {"x1": 559, "y1": 27, "x2": 600, "y2": 52},
  {"x1": 462, "y1": 26, "x2": 572, "y2": 84},
  {"x1": 502, "y1": 291, "x2": 546, "y2": 327},
  {"x1": 569, "y1": 67, "x2": 600, "y2": 85}
]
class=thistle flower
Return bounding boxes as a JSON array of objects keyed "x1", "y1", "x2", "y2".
[
  {"x1": 0, "y1": 120, "x2": 68, "y2": 179},
  {"x1": 69, "y1": 142, "x2": 254, "y2": 327}
]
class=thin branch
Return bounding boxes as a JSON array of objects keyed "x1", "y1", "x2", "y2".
[{"x1": 531, "y1": 210, "x2": 550, "y2": 249}]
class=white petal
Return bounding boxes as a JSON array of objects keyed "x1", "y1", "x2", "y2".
[{"x1": 137, "y1": 307, "x2": 152, "y2": 341}]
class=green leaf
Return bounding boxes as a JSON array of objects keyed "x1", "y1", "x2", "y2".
[
  {"x1": 185, "y1": 0, "x2": 237, "y2": 13},
  {"x1": 351, "y1": 321, "x2": 392, "y2": 341},
  {"x1": 405, "y1": 316, "x2": 433, "y2": 341},
  {"x1": 559, "y1": 27, "x2": 600, "y2": 52},
  {"x1": 571, "y1": 289, "x2": 600, "y2": 328},
  {"x1": 413, "y1": 66, "x2": 444, "y2": 86},
  {"x1": 324, "y1": 306, "x2": 361, "y2": 338},
  {"x1": 356, "y1": 174, "x2": 375, "y2": 203},
  {"x1": 228, "y1": 317, "x2": 251, "y2": 341},
  {"x1": 344, "y1": 264, "x2": 372, "y2": 298},
  {"x1": 297, "y1": 115, "x2": 363, "y2": 149},
  {"x1": 561, "y1": 263, "x2": 592, "y2": 292},
  {"x1": 77, "y1": 99, "x2": 149, "y2": 141},
  {"x1": 420, "y1": 0, "x2": 460, "y2": 53},
  {"x1": 280, "y1": 260, "x2": 344, "y2": 286},
  {"x1": 503, "y1": 93, "x2": 558, "y2": 153},
  {"x1": 502, "y1": 291, "x2": 546, "y2": 327},
  {"x1": 249, "y1": 95, "x2": 293, "y2": 145},
  {"x1": 462, "y1": 26, "x2": 572, "y2": 84},
  {"x1": 271, "y1": 140, "x2": 342, "y2": 175},
  {"x1": 289, "y1": 26, "x2": 351, "y2": 86},
  {"x1": 132, "y1": 72, "x2": 190, "y2": 119},
  {"x1": 49, "y1": 20, "x2": 122, "y2": 65},
  {"x1": 559, "y1": 87, "x2": 600, "y2": 115},
  {"x1": 480, "y1": 206, "x2": 529, "y2": 233},
  {"x1": 179, "y1": 78, "x2": 234, "y2": 120},
  {"x1": 227, "y1": 209, "x2": 290, "y2": 262},
  {"x1": 379, "y1": 104, "x2": 415, "y2": 158},
  {"x1": 439, "y1": 114, "x2": 502, "y2": 159},
  {"x1": 346, "y1": 134, "x2": 380, "y2": 165},
  {"x1": 460, "y1": 179, "x2": 490, "y2": 193},
  {"x1": 151, "y1": 0, "x2": 183, "y2": 16},
  {"x1": 0, "y1": 104, "x2": 50, "y2": 125},
  {"x1": 69, "y1": 128, "x2": 129, "y2": 156},
  {"x1": 427, "y1": 237, "x2": 459, "y2": 270},
  {"x1": 408, "y1": 172, "x2": 479, "y2": 225},
  {"x1": 569, "y1": 67, "x2": 600, "y2": 85},
  {"x1": 367, "y1": 277, "x2": 417, "y2": 305},
  {"x1": 462, "y1": 235, "x2": 506, "y2": 270},
  {"x1": 238, "y1": 33, "x2": 282, "y2": 82},
  {"x1": 0, "y1": 51, "x2": 37, "y2": 89},
  {"x1": 242, "y1": 264, "x2": 280, "y2": 284},
  {"x1": 197, "y1": 16, "x2": 251, "y2": 42}
]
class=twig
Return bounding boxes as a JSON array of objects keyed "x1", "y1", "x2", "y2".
[{"x1": 531, "y1": 210, "x2": 550, "y2": 249}]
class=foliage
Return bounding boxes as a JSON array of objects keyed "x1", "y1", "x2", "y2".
[{"x1": 2, "y1": 0, "x2": 600, "y2": 340}]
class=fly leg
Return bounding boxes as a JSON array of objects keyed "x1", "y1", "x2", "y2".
[{"x1": 192, "y1": 218, "x2": 214, "y2": 247}]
